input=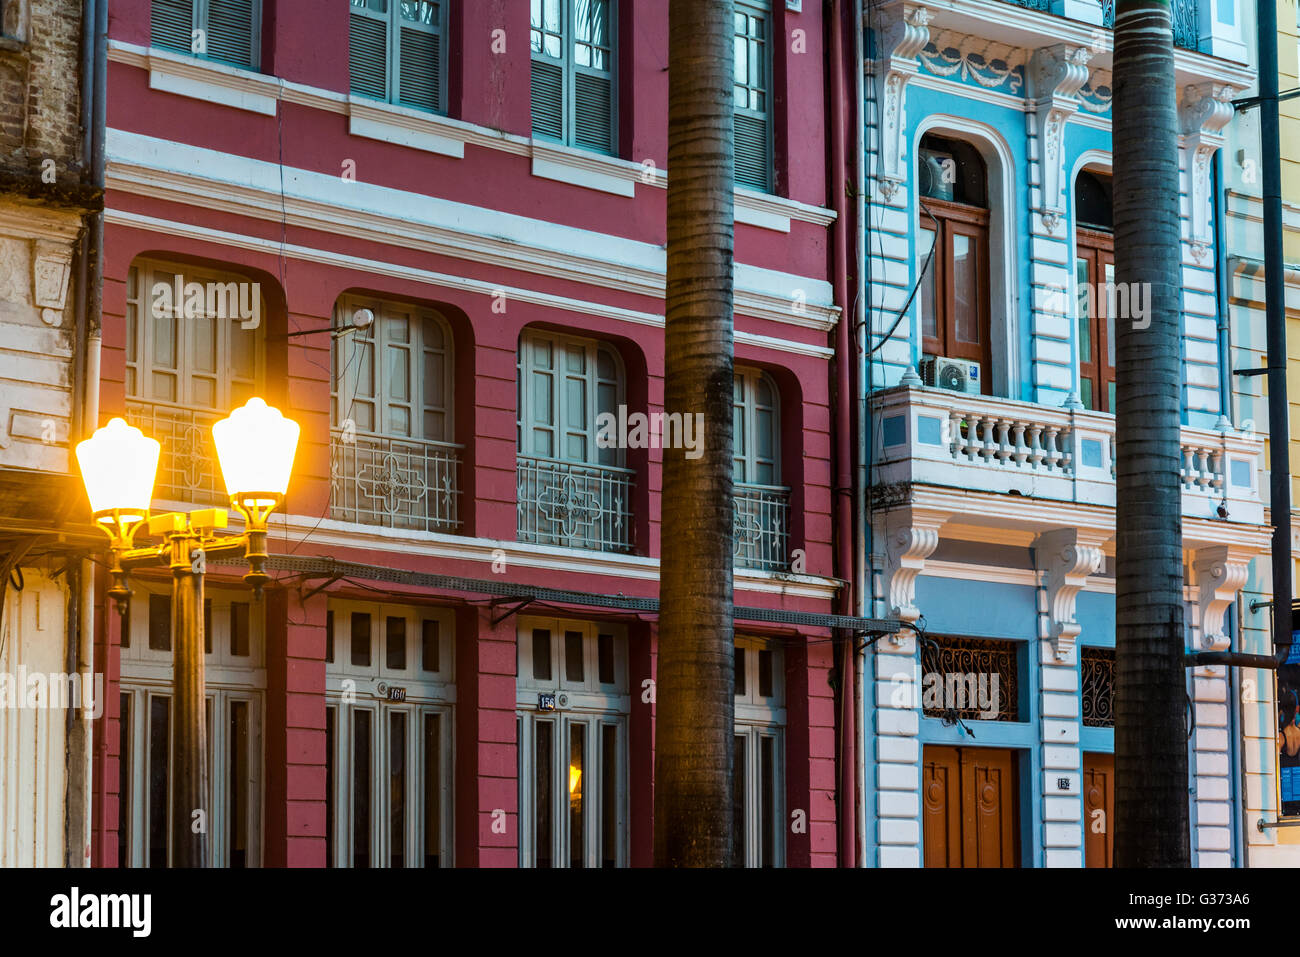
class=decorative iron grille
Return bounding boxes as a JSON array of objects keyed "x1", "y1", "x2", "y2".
[
  {"x1": 516, "y1": 456, "x2": 634, "y2": 553},
  {"x1": 920, "y1": 635, "x2": 1020, "y2": 722},
  {"x1": 1081, "y1": 646, "x2": 1115, "y2": 728},
  {"x1": 734, "y1": 483, "x2": 791, "y2": 572},
  {"x1": 1099, "y1": 0, "x2": 1198, "y2": 49},
  {"x1": 331, "y1": 429, "x2": 462, "y2": 532},
  {"x1": 1005, "y1": 0, "x2": 1052, "y2": 10},
  {"x1": 126, "y1": 400, "x2": 224, "y2": 505}
]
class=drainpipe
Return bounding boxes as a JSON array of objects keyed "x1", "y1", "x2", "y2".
[
  {"x1": 852, "y1": 0, "x2": 869, "y2": 869},
  {"x1": 827, "y1": 0, "x2": 857, "y2": 868}
]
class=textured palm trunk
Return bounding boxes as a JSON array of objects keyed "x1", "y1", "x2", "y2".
[
  {"x1": 1112, "y1": 0, "x2": 1190, "y2": 866},
  {"x1": 654, "y1": 0, "x2": 736, "y2": 867}
]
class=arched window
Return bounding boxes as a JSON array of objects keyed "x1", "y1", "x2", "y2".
[
  {"x1": 331, "y1": 294, "x2": 459, "y2": 531},
  {"x1": 916, "y1": 133, "x2": 991, "y2": 392},
  {"x1": 733, "y1": 367, "x2": 788, "y2": 571},
  {"x1": 1074, "y1": 168, "x2": 1115, "y2": 412},
  {"x1": 125, "y1": 258, "x2": 264, "y2": 504},
  {"x1": 516, "y1": 329, "x2": 631, "y2": 553}
]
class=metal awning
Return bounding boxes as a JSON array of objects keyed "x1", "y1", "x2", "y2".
[{"x1": 261, "y1": 554, "x2": 901, "y2": 636}]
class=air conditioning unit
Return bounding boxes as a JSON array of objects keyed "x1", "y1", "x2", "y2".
[
  {"x1": 919, "y1": 149, "x2": 955, "y2": 202},
  {"x1": 920, "y1": 356, "x2": 981, "y2": 394}
]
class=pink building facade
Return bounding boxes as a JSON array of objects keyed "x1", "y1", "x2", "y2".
[{"x1": 90, "y1": 0, "x2": 856, "y2": 868}]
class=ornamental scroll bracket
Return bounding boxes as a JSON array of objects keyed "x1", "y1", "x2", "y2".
[
  {"x1": 1028, "y1": 44, "x2": 1093, "y2": 235},
  {"x1": 871, "y1": 4, "x2": 932, "y2": 204},
  {"x1": 1034, "y1": 528, "x2": 1106, "y2": 663},
  {"x1": 1192, "y1": 545, "x2": 1252, "y2": 654},
  {"x1": 1178, "y1": 83, "x2": 1236, "y2": 264},
  {"x1": 882, "y1": 511, "x2": 945, "y2": 646}
]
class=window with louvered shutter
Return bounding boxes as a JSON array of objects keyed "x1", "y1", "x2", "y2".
[
  {"x1": 349, "y1": 0, "x2": 446, "y2": 114},
  {"x1": 530, "y1": 0, "x2": 616, "y2": 155},
  {"x1": 152, "y1": 0, "x2": 194, "y2": 55},
  {"x1": 152, "y1": 0, "x2": 260, "y2": 70},
  {"x1": 733, "y1": 3, "x2": 771, "y2": 192}
]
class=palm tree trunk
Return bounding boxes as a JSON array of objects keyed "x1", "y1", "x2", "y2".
[
  {"x1": 654, "y1": 0, "x2": 736, "y2": 867},
  {"x1": 1112, "y1": 0, "x2": 1190, "y2": 866}
]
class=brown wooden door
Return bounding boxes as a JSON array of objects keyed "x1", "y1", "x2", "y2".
[
  {"x1": 923, "y1": 745, "x2": 1019, "y2": 867},
  {"x1": 1076, "y1": 228, "x2": 1116, "y2": 413},
  {"x1": 1083, "y1": 752, "x2": 1115, "y2": 868},
  {"x1": 918, "y1": 197, "x2": 992, "y2": 391},
  {"x1": 922, "y1": 746, "x2": 962, "y2": 867}
]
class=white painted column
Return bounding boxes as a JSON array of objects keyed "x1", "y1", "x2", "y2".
[
  {"x1": 1034, "y1": 528, "x2": 1106, "y2": 867},
  {"x1": 1190, "y1": 545, "x2": 1253, "y2": 865},
  {"x1": 1026, "y1": 44, "x2": 1093, "y2": 407},
  {"x1": 875, "y1": 513, "x2": 944, "y2": 866}
]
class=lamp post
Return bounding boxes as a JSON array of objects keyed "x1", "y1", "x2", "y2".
[{"x1": 77, "y1": 398, "x2": 300, "y2": 867}]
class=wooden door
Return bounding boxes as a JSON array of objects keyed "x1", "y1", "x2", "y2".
[
  {"x1": 1083, "y1": 752, "x2": 1115, "y2": 867},
  {"x1": 923, "y1": 746, "x2": 962, "y2": 867},
  {"x1": 923, "y1": 745, "x2": 1019, "y2": 867}
]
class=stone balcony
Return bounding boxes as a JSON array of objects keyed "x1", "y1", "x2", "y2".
[{"x1": 871, "y1": 385, "x2": 1264, "y2": 526}]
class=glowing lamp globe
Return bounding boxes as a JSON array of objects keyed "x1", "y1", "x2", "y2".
[
  {"x1": 212, "y1": 398, "x2": 300, "y2": 509},
  {"x1": 75, "y1": 418, "x2": 161, "y2": 524}
]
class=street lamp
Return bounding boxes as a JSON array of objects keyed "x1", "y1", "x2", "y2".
[{"x1": 77, "y1": 398, "x2": 300, "y2": 867}]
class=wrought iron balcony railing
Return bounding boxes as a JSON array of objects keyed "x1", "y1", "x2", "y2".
[
  {"x1": 516, "y1": 456, "x2": 635, "y2": 553},
  {"x1": 1001, "y1": 0, "x2": 1201, "y2": 51},
  {"x1": 125, "y1": 400, "x2": 224, "y2": 505},
  {"x1": 331, "y1": 429, "x2": 462, "y2": 532},
  {"x1": 734, "y1": 483, "x2": 792, "y2": 572},
  {"x1": 1101, "y1": 0, "x2": 1199, "y2": 49}
]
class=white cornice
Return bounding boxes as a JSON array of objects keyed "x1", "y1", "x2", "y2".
[
  {"x1": 875, "y1": 0, "x2": 1255, "y2": 88},
  {"x1": 106, "y1": 128, "x2": 839, "y2": 333},
  {"x1": 104, "y1": 207, "x2": 834, "y2": 359},
  {"x1": 107, "y1": 39, "x2": 837, "y2": 232},
  {"x1": 874, "y1": 485, "x2": 1273, "y2": 552},
  {"x1": 270, "y1": 513, "x2": 843, "y2": 602}
]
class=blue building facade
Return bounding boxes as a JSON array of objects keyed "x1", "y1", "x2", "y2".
[{"x1": 861, "y1": 0, "x2": 1270, "y2": 867}]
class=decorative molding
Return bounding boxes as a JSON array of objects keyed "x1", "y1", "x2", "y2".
[
  {"x1": 267, "y1": 513, "x2": 844, "y2": 601},
  {"x1": 1034, "y1": 528, "x2": 1106, "y2": 661},
  {"x1": 1179, "y1": 82, "x2": 1237, "y2": 261},
  {"x1": 1028, "y1": 44, "x2": 1093, "y2": 235},
  {"x1": 32, "y1": 239, "x2": 71, "y2": 326},
  {"x1": 917, "y1": 32, "x2": 1025, "y2": 95},
  {"x1": 882, "y1": 510, "x2": 946, "y2": 639},
  {"x1": 1192, "y1": 545, "x2": 1253, "y2": 652},
  {"x1": 105, "y1": 130, "x2": 840, "y2": 334},
  {"x1": 873, "y1": 4, "x2": 933, "y2": 202},
  {"x1": 105, "y1": 208, "x2": 835, "y2": 360}
]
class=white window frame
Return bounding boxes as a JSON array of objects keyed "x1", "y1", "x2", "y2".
[
  {"x1": 733, "y1": 367, "x2": 781, "y2": 487},
  {"x1": 119, "y1": 587, "x2": 266, "y2": 867},
  {"x1": 325, "y1": 599, "x2": 456, "y2": 867},
  {"x1": 126, "y1": 259, "x2": 264, "y2": 413},
  {"x1": 516, "y1": 329, "x2": 624, "y2": 467},
  {"x1": 733, "y1": 0, "x2": 773, "y2": 193},
  {"x1": 348, "y1": 0, "x2": 449, "y2": 114},
  {"x1": 151, "y1": 0, "x2": 262, "y2": 71},
  {"x1": 529, "y1": 0, "x2": 618, "y2": 154},
  {"x1": 331, "y1": 294, "x2": 455, "y2": 444},
  {"x1": 516, "y1": 616, "x2": 630, "y2": 867},
  {"x1": 734, "y1": 635, "x2": 786, "y2": 867}
]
